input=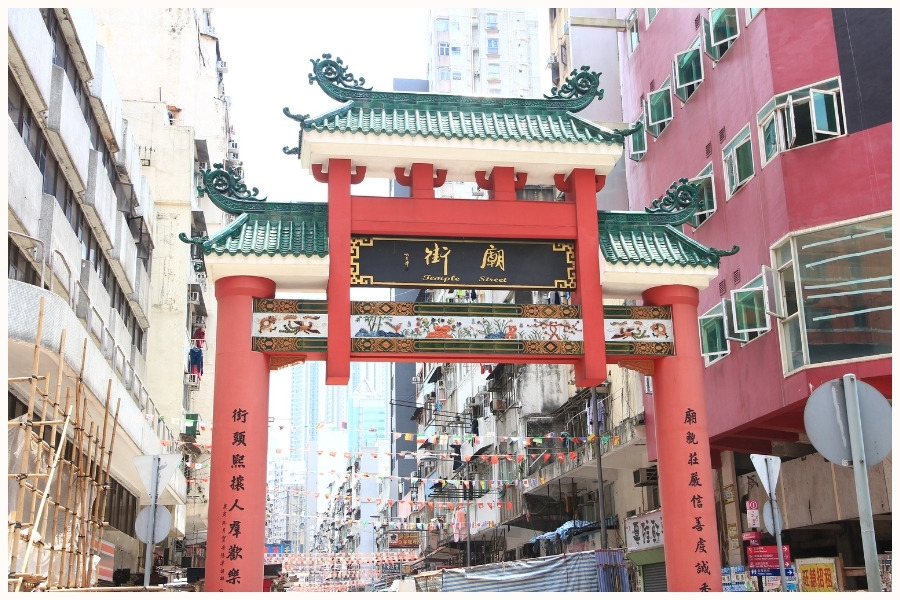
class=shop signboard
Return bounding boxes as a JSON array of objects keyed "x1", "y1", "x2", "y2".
[
  {"x1": 795, "y1": 557, "x2": 840, "y2": 592},
  {"x1": 747, "y1": 545, "x2": 791, "y2": 569},
  {"x1": 388, "y1": 530, "x2": 421, "y2": 548},
  {"x1": 624, "y1": 509, "x2": 664, "y2": 552}
]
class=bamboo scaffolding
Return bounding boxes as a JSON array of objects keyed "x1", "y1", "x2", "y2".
[{"x1": 8, "y1": 304, "x2": 121, "y2": 592}]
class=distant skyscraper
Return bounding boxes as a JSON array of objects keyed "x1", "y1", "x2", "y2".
[{"x1": 426, "y1": 8, "x2": 542, "y2": 97}]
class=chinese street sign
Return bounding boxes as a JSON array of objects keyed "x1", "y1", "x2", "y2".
[
  {"x1": 351, "y1": 236, "x2": 575, "y2": 289},
  {"x1": 624, "y1": 509, "x2": 664, "y2": 552},
  {"x1": 747, "y1": 545, "x2": 791, "y2": 569}
]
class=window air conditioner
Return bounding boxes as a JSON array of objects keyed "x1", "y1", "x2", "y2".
[
  {"x1": 633, "y1": 467, "x2": 658, "y2": 487},
  {"x1": 491, "y1": 398, "x2": 506, "y2": 412},
  {"x1": 411, "y1": 376, "x2": 423, "y2": 384},
  {"x1": 184, "y1": 373, "x2": 200, "y2": 388},
  {"x1": 188, "y1": 291, "x2": 201, "y2": 304},
  {"x1": 216, "y1": 60, "x2": 228, "y2": 73},
  {"x1": 198, "y1": 161, "x2": 209, "y2": 172}
]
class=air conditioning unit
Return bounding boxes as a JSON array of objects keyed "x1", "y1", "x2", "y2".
[
  {"x1": 491, "y1": 398, "x2": 506, "y2": 412},
  {"x1": 188, "y1": 291, "x2": 201, "y2": 304},
  {"x1": 184, "y1": 373, "x2": 200, "y2": 388},
  {"x1": 202, "y1": 25, "x2": 217, "y2": 37},
  {"x1": 643, "y1": 376, "x2": 654, "y2": 395},
  {"x1": 633, "y1": 467, "x2": 658, "y2": 487},
  {"x1": 411, "y1": 376, "x2": 423, "y2": 384},
  {"x1": 546, "y1": 53, "x2": 557, "y2": 66},
  {"x1": 198, "y1": 161, "x2": 209, "y2": 172},
  {"x1": 425, "y1": 392, "x2": 436, "y2": 404},
  {"x1": 216, "y1": 60, "x2": 228, "y2": 73}
]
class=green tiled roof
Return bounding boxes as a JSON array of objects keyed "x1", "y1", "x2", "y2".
[
  {"x1": 198, "y1": 210, "x2": 328, "y2": 258},
  {"x1": 302, "y1": 106, "x2": 619, "y2": 145},
  {"x1": 282, "y1": 53, "x2": 641, "y2": 152},
  {"x1": 599, "y1": 219, "x2": 729, "y2": 268}
]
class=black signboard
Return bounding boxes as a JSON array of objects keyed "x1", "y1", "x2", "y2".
[{"x1": 351, "y1": 236, "x2": 575, "y2": 289}]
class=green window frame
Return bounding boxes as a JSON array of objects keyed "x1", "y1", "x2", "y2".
[
  {"x1": 723, "y1": 125, "x2": 754, "y2": 196},
  {"x1": 699, "y1": 304, "x2": 730, "y2": 364},
  {"x1": 674, "y1": 38, "x2": 704, "y2": 102},
  {"x1": 756, "y1": 78, "x2": 845, "y2": 166},
  {"x1": 627, "y1": 10, "x2": 639, "y2": 53},
  {"x1": 687, "y1": 164, "x2": 716, "y2": 228},
  {"x1": 731, "y1": 275, "x2": 770, "y2": 335},
  {"x1": 628, "y1": 111, "x2": 647, "y2": 161}
]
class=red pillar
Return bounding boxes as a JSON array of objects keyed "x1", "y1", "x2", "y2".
[
  {"x1": 642, "y1": 284, "x2": 723, "y2": 592},
  {"x1": 566, "y1": 168, "x2": 607, "y2": 386},
  {"x1": 208, "y1": 275, "x2": 275, "y2": 592},
  {"x1": 324, "y1": 158, "x2": 353, "y2": 385}
]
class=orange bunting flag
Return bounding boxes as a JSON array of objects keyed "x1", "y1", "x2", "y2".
[
  {"x1": 490, "y1": 455, "x2": 499, "y2": 465},
  {"x1": 427, "y1": 501, "x2": 434, "y2": 509},
  {"x1": 464, "y1": 454, "x2": 472, "y2": 462},
  {"x1": 517, "y1": 454, "x2": 525, "y2": 463},
  {"x1": 557, "y1": 453, "x2": 565, "y2": 461},
  {"x1": 543, "y1": 454, "x2": 551, "y2": 462},
  {"x1": 569, "y1": 451, "x2": 577, "y2": 460}
]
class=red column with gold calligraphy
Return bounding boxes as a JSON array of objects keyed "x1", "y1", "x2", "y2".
[
  {"x1": 642, "y1": 284, "x2": 723, "y2": 592},
  {"x1": 208, "y1": 275, "x2": 275, "y2": 591}
]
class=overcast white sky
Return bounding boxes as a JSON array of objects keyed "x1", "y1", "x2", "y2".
[{"x1": 213, "y1": 8, "x2": 432, "y2": 202}]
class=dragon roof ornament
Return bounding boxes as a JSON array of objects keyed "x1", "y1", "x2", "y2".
[{"x1": 305, "y1": 53, "x2": 604, "y2": 113}]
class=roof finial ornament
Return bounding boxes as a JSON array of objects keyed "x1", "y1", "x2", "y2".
[
  {"x1": 646, "y1": 178, "x2": 698, "y2": 215},
  {"x1": 545, "y1": 66, "x2": 604, "y2": 103},
  {"x1": 308, "y1": 53, "x2": 372, "y2": 102}
]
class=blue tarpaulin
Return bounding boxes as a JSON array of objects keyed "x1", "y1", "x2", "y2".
[{"x1": 441, "y1": 550, "x2": 600, "y2": 592}]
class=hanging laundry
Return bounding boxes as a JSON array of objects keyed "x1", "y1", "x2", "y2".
[
  {"x1": 192, "y1": 326, "x2": 206, "y2": 348},
  {"x1": 188, "y1": 346, "x2": 203, "y2": 379}
]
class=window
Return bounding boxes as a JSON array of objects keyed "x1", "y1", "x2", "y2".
[
  {"x1": 438, "y1": 67, "x2": 450, "y2": 81},
  {"x1": 560, "y1": 43, "x2": 568, "y2": 66},
  {"x1": 436, "y1": 18, "x2": 449, "y2": 32},
  {"x1": 746, "y1": 8, "x2": 763, "y2": 23},
  {"x1": 699, "y1": 303, "x2": 730, "y2": 365},
  {"x1": 722, "y1": 125, "x2": 753, "y2": 196},
  {"x1": 487, "y1": 63, "x2": 501, "y2": 80},
  {"x1": 757, "y1": 78, "x2": 845, "y2": 165},
  {"x1": 702, "y1": 9, "x2": 739, "y2": 61},
  {"x1": 730, "y1": 275, "x2": 770, "y2": 338},
  {"x1": 439, "y1": 42, "x2": 450, "y2": 56},
  {"x1": 451, "y1": 46, "x2": 461, "y2": 56},
  {"x1": 626, "y1": 10, "x2": 639, "y2": 53},
  {"x1": 674, "y1": 37, "x2": 704, "y2": 102},
  {"x1": 452, "y1": 71, "x2": 462, "y2": 80},
  {"x1": 486, "y1": 13, "x2": 498, "y2": 31},
  {"x1": 646, "y1": 8, "x2": 659, "y2": 25},
  {"x1": 772, "y1": 215, "x2": 892, "y2": 373},
  {"x1": 687, "y1": 164, "x2": 716, "y2": 228},
  {"x1": 8, "y1": 238, "x2": 41, "y2": 287},
  {"x1": 451, "y1": 20, "x2": 460, "y2": 31},
  {"x1": 645, "y1": 78, "x2": 672, "y2": 137},
  {"x1": 486, "y1": 38, "x2": 499, "y2": 55},
  {"x1": 628, "y1": 110, "x2": 647, "y2": 161}
]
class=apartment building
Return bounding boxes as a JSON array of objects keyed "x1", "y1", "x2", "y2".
[
  {"x1": 611, "y1": 7, "x2": 890, "y2": 590},
  {"x1": 8, "y1": 7, "x2": 240, "y2": 587}
]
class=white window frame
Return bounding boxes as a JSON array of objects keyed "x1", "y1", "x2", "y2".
[
  {"x1": 746, "y1": 8, "x2": 763, "y2": 24},
  {"x1": 756, "y1": 78, "x2": 845, "y2": 166},
  {"x1": 730, "y1": 275, "x2": 771, "y2": 336},
  {"x1": 721, "y1": 298, "x2": 748, "y2": 343},
  {"x1": 645, "y1": 78, "x2": 673, "y2": 138},
  {"x1": 709, "y1": 8, "x2": 740, "y2": 47},
  {"x1": 687, "y1": 163, "x2": 716, "y2": 229},
  {"x1": 645, "y1": 8, "x2": 659, "y2": 26},
  {"x1": 628, "y1": 111, "x2": 648, "y2": 161},
  {"x1": 673, "y1": 37, "x2": 704, "y2": 102},
  {"x1": 627, "y1": 10, "x2": 640, "y2": 54},
  {"x1": 761, "y1": 265, "x2": 786, "y2": 319},
  {"x1": 699, "y1": 303, "x2": 731, "y2": 365},
  {"x1": 486, "y1": 38, "x2": 500, "y2": 55},
  {"x1": 722, "y1": 125, "x2": 754, "y2": 197}
]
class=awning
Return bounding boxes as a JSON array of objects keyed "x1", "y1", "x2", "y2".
[{"x1": 426, "y1": 366, "x2": 443, "y2": 384}]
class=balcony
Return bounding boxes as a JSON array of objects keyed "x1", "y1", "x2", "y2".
[{"x1": 7, "y1": 9, "x2": 55, "y2": 112}]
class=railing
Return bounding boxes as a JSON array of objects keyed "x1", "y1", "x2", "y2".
[
  {"x1": 9, "y1": 230, "x2": 46, "y2": 290},
  {"x1": 66, "y1": 273, "x2": 176, "y2": 446}
]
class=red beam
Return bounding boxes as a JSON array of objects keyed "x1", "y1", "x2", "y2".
[{"x1": 348, "y1": 195, "x2": 578, "y2": 239}]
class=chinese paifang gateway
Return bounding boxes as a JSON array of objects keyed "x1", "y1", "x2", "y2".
[{"x1": 179, "y1": 52, "x2": 735, "y2": 592}]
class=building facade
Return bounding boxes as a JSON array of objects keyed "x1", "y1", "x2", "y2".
[{"x1": 612, "y1": 7, "x2": 891, "y2": 590}]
